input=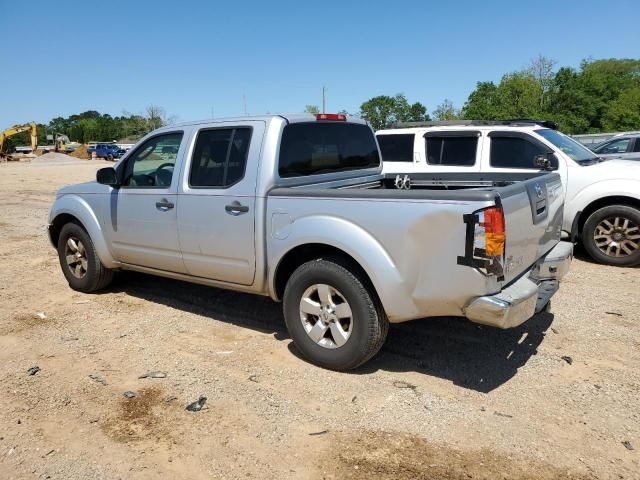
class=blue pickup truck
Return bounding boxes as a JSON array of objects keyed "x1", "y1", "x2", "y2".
[{"x1": 88, "y1": 143, "x2": 124, "y2": 161}]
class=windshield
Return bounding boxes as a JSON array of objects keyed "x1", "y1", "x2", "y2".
[{"x1": 536, "y1": 129, "x2": 597, "y2": 163}]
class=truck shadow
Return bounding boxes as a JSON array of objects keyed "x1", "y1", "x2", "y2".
[
  {"x1": 357, "y1": 312, "x2": 554, "y2": 393},
  {"x1": 111, "y1": 272, "x2": 553, "y2": 394}
]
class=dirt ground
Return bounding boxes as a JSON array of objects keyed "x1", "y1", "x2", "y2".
[{"x1": 0, "y1": 160, "x2": 638, "y2": 479}]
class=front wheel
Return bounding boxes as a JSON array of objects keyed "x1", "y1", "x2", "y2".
[
  {"x1": 57, "y1": 223, "x2": 114, "y2": 292},
  {"x1": 283, "y1": 258, "x2": 388, "y2": 370},
  {"x1": 582, "y1": 205, "x2": 640, "y2": 267}
]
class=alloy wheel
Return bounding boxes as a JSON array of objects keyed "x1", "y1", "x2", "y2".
[
  {"x1": 65, "y1": 237, "x2": 88, "y2": 278},
  {"x1": 299, "y1": 284, "x2": 353, "y2": 349},
  {"x1": 593, "y1": 216, "x2": 640, "y2": 258}
]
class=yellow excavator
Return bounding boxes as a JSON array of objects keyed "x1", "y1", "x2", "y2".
[{"x1": 0, "y1": 122, "x2": 38, "y2": 160}]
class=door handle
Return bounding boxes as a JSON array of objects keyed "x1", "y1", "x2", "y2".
[
  {"x1": 225, "y1": 201, "x2": 249, "y2": 216},
  {"x1": 155, "y1": 198, "x2": 174, "y2": 211}
]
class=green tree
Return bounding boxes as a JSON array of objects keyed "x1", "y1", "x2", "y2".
[
  {"x1": 304, "y1": 105, "x2": 320, "y2": 114},
  {"x1": 461, "y1": 81, "x2": 500, "y2": 119},
  {"x1": 602, "y1": 87, "x2": 640, "y2": 131},
  {"x1": 359, "y1": 94, "x2": 429, "y2": 130},
  {"x1": 432, "y1": 99, "x2": 460, "y2": 121},
  {"x1": 494, "y1": 72, "x2": 542, "y2": 118}
]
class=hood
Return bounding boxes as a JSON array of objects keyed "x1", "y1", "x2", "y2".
[
  {"x1": 580, "y1": 158, "x2": 640, "y2": 178},
  {"x1": 56, "y1": 181, "x2": 108, "y2": 197}
]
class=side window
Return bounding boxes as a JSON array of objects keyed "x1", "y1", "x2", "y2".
[
  {"x1": 597, "y1": 138, "x2": 630, "y2": 154},
  {"x1": 189, "y1": 128, "x2": 251, "y2": 188},
  {"x1": 633, "y1": 139, "x2": 640, "y2": 153},
  {"x1": 122, "y1": 132, "x2": 183, "y2": 188},
  {"x1": 425, "y1": 135, "x2": 477, "y2": 166},
  {"x1": 489, "y1": 136, "x2": 546, "y2": 168},
  {"x1": 376, "y1": 134, "x2": 414, "y2": 162}
]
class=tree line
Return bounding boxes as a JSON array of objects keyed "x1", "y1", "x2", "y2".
[
  {"x1": 355, "y1": 57, "x2": 640, "y2": 133},
  {"x1": 6, "y1": 105, "x2": 174, "y2": 150}
]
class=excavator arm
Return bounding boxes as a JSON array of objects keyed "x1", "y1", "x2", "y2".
[{"x1": 0, "y1": 122, "x2": 38, "y2": 155}]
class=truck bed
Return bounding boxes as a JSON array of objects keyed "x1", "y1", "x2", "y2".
[
  {"x1": 270, "y1": 171, "x2": 560, "y2": 203},
  {"x1": 268, "y1": 170, "x2": 564, "y2": 320}
]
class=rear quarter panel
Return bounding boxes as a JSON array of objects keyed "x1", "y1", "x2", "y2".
[{"x1": 266, "y1": 194, "x2": 500, "y2": 322}]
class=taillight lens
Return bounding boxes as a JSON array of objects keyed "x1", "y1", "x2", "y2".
[
  {"x1": 466, "y1": 205, "x2": 506, "y2": 278},
  {"x1": 482, "y1": 206, "x2": 505, "y2": 257}
]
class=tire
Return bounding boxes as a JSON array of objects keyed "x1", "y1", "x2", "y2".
[
  {"x1": 107, "y1": 154, "x2": 113, "y2": 162},
  {"x1": 582, "y1": 205, "x2": 640, "y2": 267},
  {"x1": 57, "y1": 223, "x2": 114, "y2": 292},
  {"x1": 283, "y1": 258, "x2": 388, "y2": 371}
]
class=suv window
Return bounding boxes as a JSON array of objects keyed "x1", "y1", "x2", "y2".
[
  {"x1": 634, "y1": 139, "x2": 640, "y2": 153},
  {"x1": 279, "y1": 122, "x2": 380, "y2": 178},
  {"x1": 426, "y1": 135, "x2": 477, "y2": 166},
  {"x1": 376, "y1": 134, "x2": 414, "y2": 162},
  {"x1": 490, "y1": 135, "x2": 547, "y2": 168},
  {"x1": 122, "y1": 132, "x2": 183, "y2": 188},
  {"x1": 595, "y1": 138, "x2": 631, "y2": 154},
  {"x1": 189, "y1": 128, "x2": 252, "y2": 187}
]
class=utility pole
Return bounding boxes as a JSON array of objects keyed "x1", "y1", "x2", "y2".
[
  {"x1": 322, "y1": 86, "x2": 326, "y2": 113},
  {"x1": 243, "y1": 94, "x2": 248, "y2": 116}
]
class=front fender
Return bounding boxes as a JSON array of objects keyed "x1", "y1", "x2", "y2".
[
  {"x1": 268, "y1": 215, "x2": 418, "y2": 322},
  {"x1": 49, "y1": 194, "x2": 117, "y2": 268},
  {"x1": 565, "y1": 180, "x2": 640, "y2": 231}
]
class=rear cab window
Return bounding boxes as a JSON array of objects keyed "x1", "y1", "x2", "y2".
[
  {"x1": 376, "y1": 134, "x2": 414, "y2": 162},
  {"x1": 278, "y1": 122, "x2": 380, "y2": 178}
]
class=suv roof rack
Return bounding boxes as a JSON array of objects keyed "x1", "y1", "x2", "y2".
[{"x1": 391, "y1": 119, "x2": 559, "y2": 130}]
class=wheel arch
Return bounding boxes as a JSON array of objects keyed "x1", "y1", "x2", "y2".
[
  {"x1": 49, "y1": 195, "x2": 117, "y2": 268},
  {"x1": 268, "y1": 217, "x2": 415, "y2": 322},
  {"x1": 575, "y1": 195, "x2": 640, "y2": 239},
  {"x1": 272, "y1": 243, "x2": 376, "y2": 302}
]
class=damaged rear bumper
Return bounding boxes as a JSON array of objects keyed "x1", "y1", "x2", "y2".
[{"x1": 463, "y1": 241, "x2": 573, "y2": 329}]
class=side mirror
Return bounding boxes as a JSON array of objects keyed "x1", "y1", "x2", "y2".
[
  {"x1": 533, "y1": 153, "x2": 558, "y2": 171},
  {"x1": 96, "y1": 167, "x2": 120, "y2": 187}
]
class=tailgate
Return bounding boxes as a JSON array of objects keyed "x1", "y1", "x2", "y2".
[{"x1": 500, "y1": 173, "x2": 564, "y2": 284}]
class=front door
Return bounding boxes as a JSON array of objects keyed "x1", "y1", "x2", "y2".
[
  {"x1": 178, "y1": 122, "x2": 264, "y2": 285},
  {"x1": 106, "y1": 131, "x2": 187, "y2": 273}
]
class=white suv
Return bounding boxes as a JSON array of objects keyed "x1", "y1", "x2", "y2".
[{"x1": 377, "y1": 120, "x2": 640, "y2": 267}]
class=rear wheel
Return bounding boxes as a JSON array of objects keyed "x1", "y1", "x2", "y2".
[
  {"x1": 283, "y1": 258, "x2": 388, "y2": 370},
  {"x1": 582, "y1": 205, "x2": 640, "y2": 267},
  {"x1": 57, "y1": 223, "x2": 114, "y2": 292}
]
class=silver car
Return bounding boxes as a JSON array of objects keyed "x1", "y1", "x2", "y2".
[{"x1": 591, "y1": 133, "x2": 640, "y2": 161}]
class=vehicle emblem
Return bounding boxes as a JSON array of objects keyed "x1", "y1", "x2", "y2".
[{"x1": 534, "y1": 183, "x2": 543, "y2": 198}]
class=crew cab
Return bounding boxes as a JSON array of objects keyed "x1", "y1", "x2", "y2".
[
  {"x1": 48, "y1": 114, "x2": 572, "y2": 370},
  {"x1": 377, "y1": 120, "x2": 640, "y2": 267}
]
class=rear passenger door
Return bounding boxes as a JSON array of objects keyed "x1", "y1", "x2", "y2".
[
  {"x1": 421, "y1": 130, "x2": 481, "y2": 172},
  {"x1": 177, "y1": 121, "x2": 265, "y2": 285}
]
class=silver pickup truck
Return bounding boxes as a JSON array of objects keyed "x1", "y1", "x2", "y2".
[{"x1": 48, "y1": 113, "x2": 572, "y2": 370}]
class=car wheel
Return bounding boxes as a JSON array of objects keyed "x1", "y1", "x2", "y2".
[
  {"x1": 107, "y1": 154, "x2": 113, "y2": 161},
  {"x1": 57, "y1": 223, "x2": 114, "y2": 292},
  {"x1": 283, "y1": 257, "x2": 388, "y2": 370},
  {"x1": 582, "y1": 205, "x2": 640, "y2": 267}
]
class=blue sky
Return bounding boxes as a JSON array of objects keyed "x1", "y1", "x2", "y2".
[{"x1": 1, "y1": 0, "x2": 638, "y2": 127}]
